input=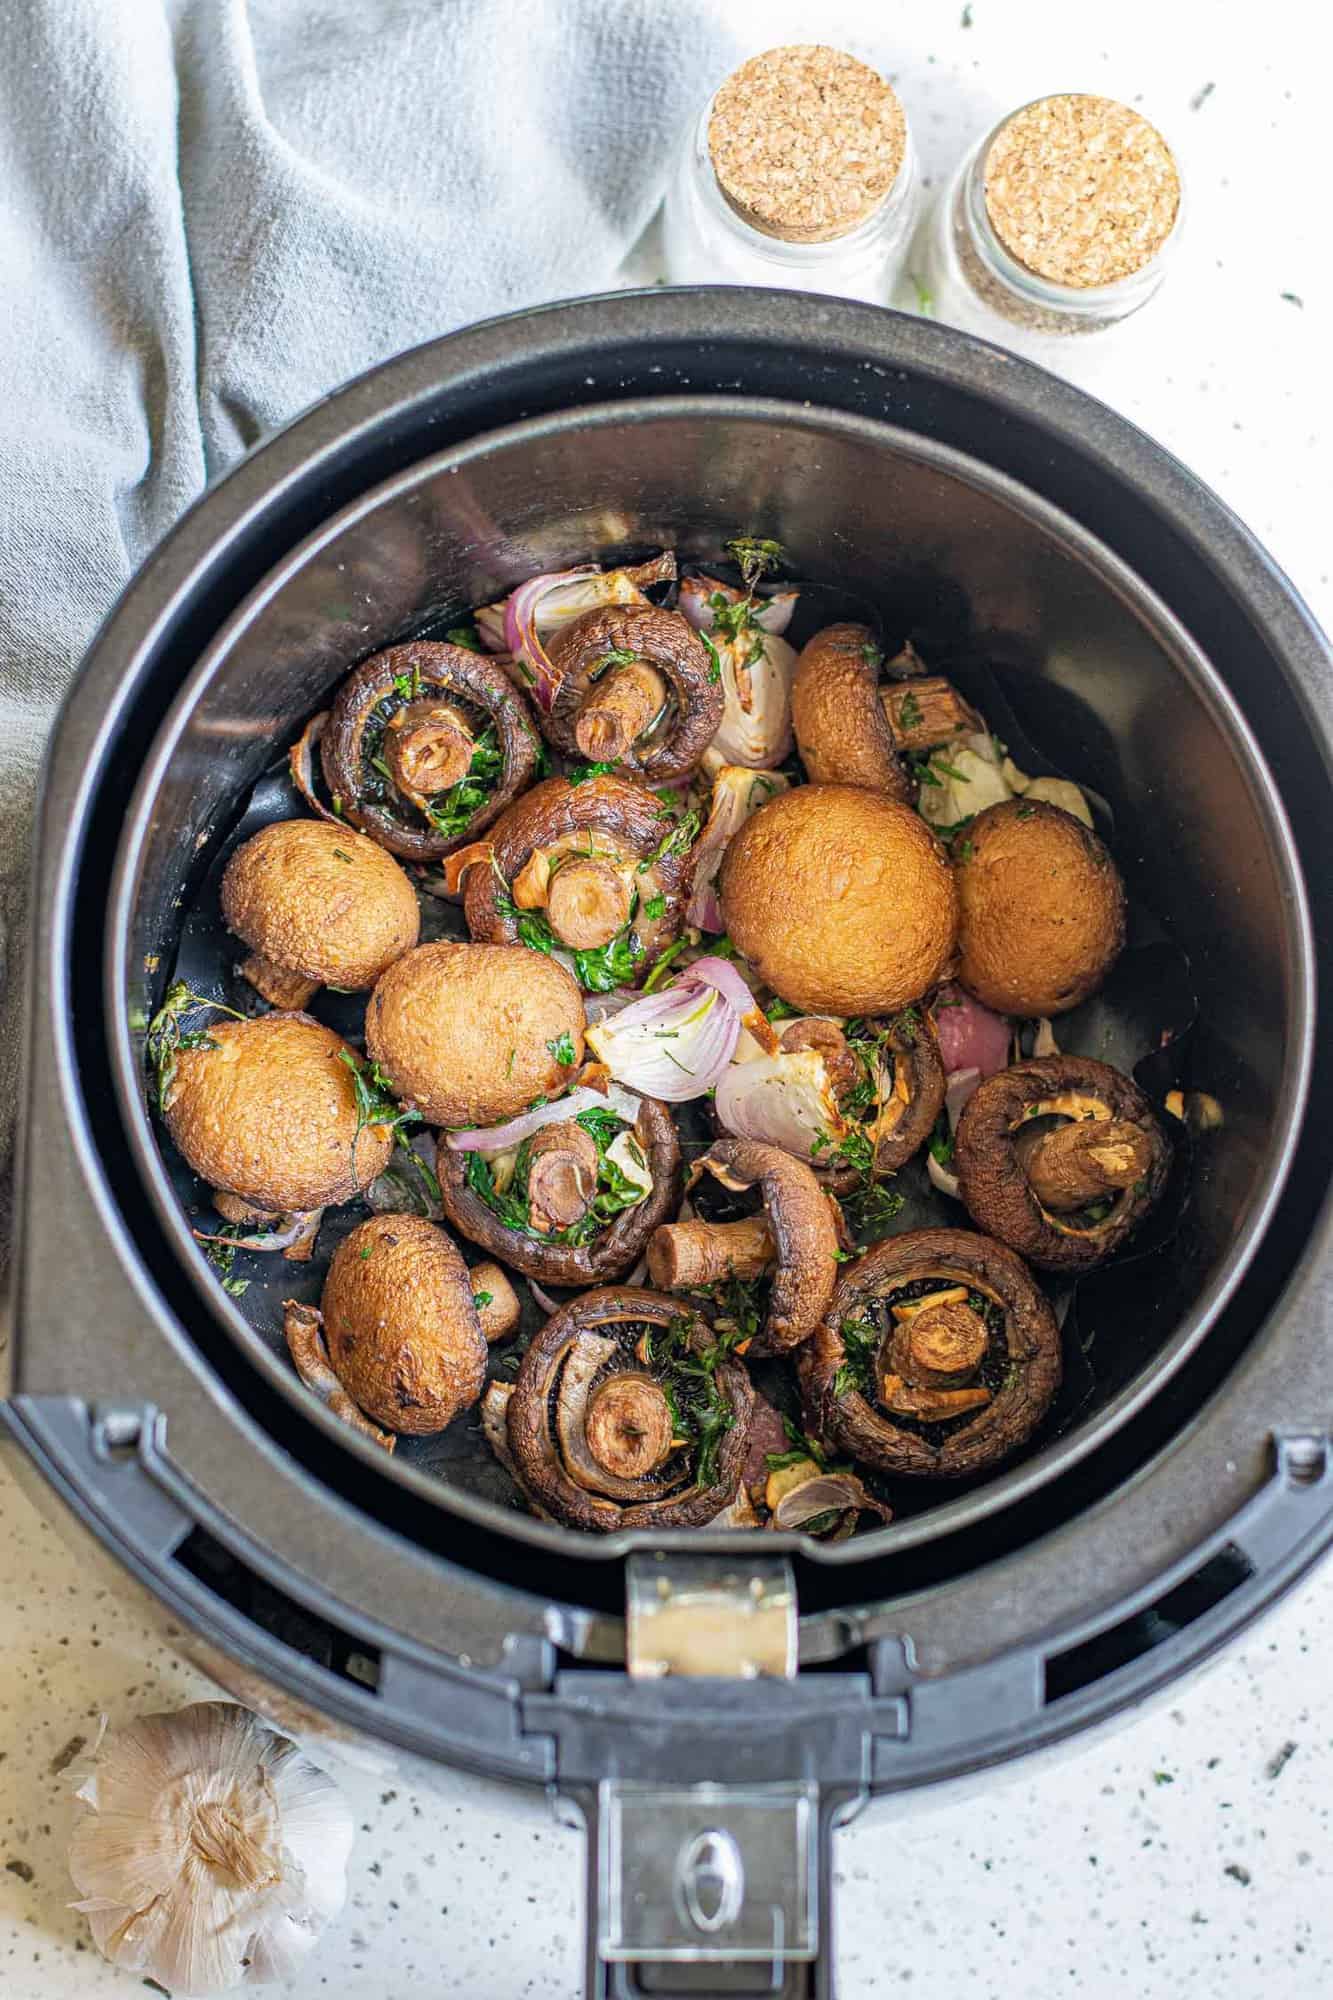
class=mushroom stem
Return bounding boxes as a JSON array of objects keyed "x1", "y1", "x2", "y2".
[
  {"x1": 239, "y1": 953, "x2": 320, "y2": 1010},
  {"x1": 511, "y1": 848, "x2": 553, "y2": 909},
  {"x1": 879, "y1": 677, "x2": 982, "y2": 752},
  {"x1": 1015, "y1": 1117, "x2": 1155, "y2": 1212},
  {"x1": 575, "y1": 662, "x2": 668, "y2": 761},
  {"x1": 646, "y1": 1214, "x2": 776, "y2": 1289},
  {"x1": 888, "y1": 1298, "x2": 989, "y2": 1387},
  {"x1": 282, "y1": 1300, "x2": 397, "y2": 1451},
  {"x1": 546, "y1": 858, "x2": 633, "y2": 948},
  {"x1": 471, "y1": 1260, "x2": 521, "y2": 1341},
  {"x1": 879, "y1": 1376, "x2": 993, "y2": 1420},
  {"x1": 526, "y1": 1120, "x2": 601, "y2": 1234},
  {"x1": 585, "y1": 1373, "x2": 675, "y2": 1479},
  {"x1": 384, "y1": 698, "x2": 475, "y2": 802}
]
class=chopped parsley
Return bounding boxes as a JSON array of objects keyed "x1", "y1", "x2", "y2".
[
  {"x1": 445, "y1": 622, "x2": 482, "y2": 652},
  {"x1": 514, "y1": 902, "x2": 645, "y2": 993},
  {"x1": 638, "y1": 807, "x2": 701, "y2": 873},
  {"x1": 897, "y1": 690, "x2": 924, "y2": 732},
  {"x1": 643, "y1": 893, "x2": 667, "y2": 920},
  {"x1": 701, "y1": 631, "x2": 723, "y2": 684},
  {"x1": 861, "y1": 641, "x2": 883, "y2": 668},
  {"x1": 472, "y1": 1289, "x2": 494, "y2": 1310},
  {"x1": 423, "y1": 726, "x2": 504, "y2": 839},
  {"x1": 337, "y1": 1050, "x2": 423, "y2": 1145},
  {"x1": 392, "y1": 663, "x2": 423, "y2": 700},
  {"x1": 646, "y1": 1311, "x2": 738, "y2": 1487},
  {"x1": 568, "y1": 760, "x2": 618, "y2": 785},
  {"x1": 765, "y1": 996, "x2": 804, "y2": 1023},
  {"x1": 832, "y1": 1314, "x2": 879, "y2": 1399},
  {"x1": 724, "y1": 536, "x2": 785, "y2": 588},
  {"x1": 954, "y1": 837, "x2": 975, "y2": 862},
  {"x1": 547, "y1": 1031, "x2": 577, "y2": 1067},
  {"x1": 463, "y1": 1107, "x2": 649, "y2": 1245}
]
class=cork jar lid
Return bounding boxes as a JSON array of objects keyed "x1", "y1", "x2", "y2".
[
  {"x1": 983, "y1": 93, "x2": 1181, "y2": 289},
  {"x1": 707, "y1": 44, "x2": 908, "y2": 245}
]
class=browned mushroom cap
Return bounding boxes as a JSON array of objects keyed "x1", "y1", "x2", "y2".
[
  {"x1": 319, "y1": 641, "x2": 539, "y2": 862},
  {"x1": 954, "y1": 799, "x2": 1126, "y2": 1016},
  {"x1": 317, "y1": 1214, "x2": 489, "y2": 1435},
  {"x1": 954, "y1": 1054, "x2": 1170, "y2": 1271},
  {"x1": 791, "y1": 624, "x2": 913, "y2": 799},
  {"x1": 365, "y1": 940, "x2": 584, "y2": 1128},
  {"x1": 720, "y1": 784, "x2": 958, "y2": 1015},
  {"x1": 799, "y1": 1227, "x2": 1061, "y2": 1478},
  {"x1": 282, "y1": 1298, "x2": 397, "y2": 1451},
  {"x1": 163, "y1": 1012, "x2": 393, "y2": 1214},
  {"x1": 542, "y1": 605, "x2": 722, "y2": 783},
  {"x1": 647, "y1": 1137, "x2": 838, "y2": 1355},
  {"x1": 464, "y1": 774, "x2": 694, "y2": 986},
  {"x1": 221, "y1": 819, "x2": 420, "y2": 1008},
  {"x1": 503, "y1": 1287, "x2": 753, "y2": 1530},
  {"x1": 439, "y1": 1094, "x2": 681, "y2": 1286}
]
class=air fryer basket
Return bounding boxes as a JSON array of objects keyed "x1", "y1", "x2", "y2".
[{"x1": 7, "y1": 293, "x2": 1332, "y2": 2000}]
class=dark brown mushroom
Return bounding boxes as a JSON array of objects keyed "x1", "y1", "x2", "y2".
[
  {"x1": 542, "y1": 605, "x2": 722, "y2": 783},
  {"x1": 647, "y1": 1136, "x2": 839, "y2": 1355},
  {"x1": 791, "y1": 623, "x2": 913, "y2": 800},
  {"x1": 953, "y1": 1055, "x2": 1171, "y2": 1270},
  {"x1": 501, "y1": 1287, "x2": 754, "y2": 1530},
  {"x1": 318, "y1": 641, "x2": 539, "y2": 862},
  {"x1": 439, "y1": 1092, "x2": 681, "y2": 1286},
  {"x1": 464, "y1": 774, "x2": 694, "y2": 988},
  {"x1": 310, "y1": 1213, "x2": 490, "y2": 1435},
  {"x1": 524, "y1": 1119, "x2": 601, "y2": 1234},
  {"x1": 800, "y1": 1227, "x2": 1061, "y2": 1478},
  {"x1": 814, "y1": 1010, "x2": 947, "y2": 1193}
]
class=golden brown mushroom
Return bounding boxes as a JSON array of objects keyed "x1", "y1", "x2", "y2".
[
  {"x1": 800, "y1": 1227, "x2": 1061, "y2": 1478},
  {"x1": 364, "y1": 940, "x2": 584, "y2": 1128},
  {"x1": 791, "y1": 624, "x2": 913, "y2": 798},
  {"x1": 500, "y1": 1287, "x2": 754, "y2": 1530},
  {"x1": 463, "y1": 774, "x2": 695, "y2": 990},
  {"x1": 719, "y1": 784, "x2": 958, "y2": 1015},
  {"x1": 162, "y1": 1012, "x2": 393, "y2": 1216},
  {"x1": 647, "y1": 1137, "x2": 839, "y2": 1355},
  {"x1": 953, "y1": 799, "x2": 1126, "y2": 1016},
  {"x1": 220, "y1": 819, "x2": 420, "y2": 1009},
  {"x1": 294, "y1": 1214, "x2": 495, "y2": 1435},
  {"x1": 542, "y1": 605, "x2": 722, "y2": 782},
  {"x1": 954, "y1": 1054, "x2": 1171, "y2": 1270},
  {"x1": 316, "y1": 640, "x2": 540, "y2": 862}
]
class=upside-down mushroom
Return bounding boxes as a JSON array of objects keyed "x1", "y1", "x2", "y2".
[
  {"x1": 791, "y1": 623, "x2": 913, "y2": 799},
  {"x1": 313, "y1": 641, "x2": 539, "y2": 862},
  {"x1": 954, "y1": 1054, "x2": 1171, "y2": 1270},
  {"x1": 288, "y1": 1214, "x2": 516, "y2": 1436},
  {"x1": 463, "y1": 774, "x2": 695, "y2": 990},
  {"x1": 954, "y1": 799, "x2": 1126, "y2": 1017},
  {"x1": 220, "y1": 818, "x2": 420, "y2": 1009},
  {"x1": 715, "y1": 1010, "x2": 946, "y2": 1188},
  {"x1": 647, "y1": 1137, "x2": 840, "y2": 1354},
  {"x1": 162, "y1": 1011, "x2": 392, "y2": 1221},
  {"x1": 500, "y1": 1287, "x2": 754, "y2": 1530},
  {"x1": 438, "y1": 1085, "x2": 681, "y2": 1285},
  {"x1": 365, "y1": 940, "x2": 584, "y2": 1128},
  {"x1": 720, "y1": 784, "x2": 958, "y2": 1015},
  {"x1": 800, "y1": 1227, "x2": 1061, "y2": 1478},
  {"x1": 541, "y1": 604, "x2": 722, "y2": 781}
]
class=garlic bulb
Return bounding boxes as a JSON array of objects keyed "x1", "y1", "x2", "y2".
[{"x1": 69, "y1": 1702, "x2": 354, "y2": 1994}]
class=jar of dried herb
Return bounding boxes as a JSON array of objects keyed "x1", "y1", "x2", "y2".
[
  {"x1": 918, "y1": 93, "x2": 1183, "y2": 339},
  {"x1": 661, "y1": 43, "x2": 921, "y2": 303}
]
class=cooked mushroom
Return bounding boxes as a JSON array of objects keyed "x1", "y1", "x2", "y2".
[
  {"x1": 282, "y1": 1299, "x2": 397, "y2": 1451},
  {"x1": 162, "y1": 1011, "x2": 393, "y2": 1215},
  {"x1": 647, "y1": 1137, "x2": 838, "y2": 1354},
  {"x1": 879, "y1": 677, "x2": 984, "y2": 753},
  {"x1": 316, "y1": 641, "x2": 539, "y2": 862},
  {"x1": 439, "y1": 1091, "x2": 681, "y2": 1286},
  {"x1": 791, "y1": 623, "x2": 916, "y2": 798},
  {"x1": 220, "y1": 818, "x2": 420, "y2": 1009},
  {"x1": 954, "y1": 798, "x2": 1126, "y2": 1016},
  {"x1": 954, "y1": 1054, "x2": 1170, "y2": 1270},
  {"x1": 800, "y1": 1227, "x2": 1061, "y2": 1478},
  {"x1": 720, "y1": 784, "x2": 958, "y2": 1015},
  {"x1": 501, "y1": 1287, "x2": 754, "y2": 1530},
  {"x1": 365, "y1": 940, "x2": 584, "y2": 1128},
  {"x1": 296, "y1": 1214, "x2": 492, "y2": 1435},
  {"x1": 763, "y1": 1461, "x2": 891, "y2": 1537},
  {"x1": 540, "y1": 605, "x2": 722, "y2": 781},
  {"x1": 464, "y1": 774, "x2": 695, "y2": 990}
]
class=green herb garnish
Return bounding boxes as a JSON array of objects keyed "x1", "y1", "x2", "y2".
[
  {"x1": 423, "y1": 726, "x2": 504, "y2": 840},
  {"x1": 568, "y1": 761, "x2": 619, "y2": 785},
  {"x1": 701, "y1": 631, "x2": 723, "y2": 684},
  {"x1": 145, "y1": 982, "x2": 244, "y2": 1111},
  {"x1": 765, "y1": 997, "x2": 804, "y2": 1023},
  {"x1": 472, "y1": 1290, "x2": 494, "y2": 1310},
  {"x1": 337, "y1": 1049, "x2": 422, "y2": 1146},
  {"x1": 643, "y1": 893, "x2": 667, "y2": 920},
  {"x1": 724, "y1": 536, "x2": 785, "y2": 589},
  {"x1": 833, "y1": 1314, "x2": 880, "y2": 1400},
  {"x1": 446, "y1": 622, "x2": 482, "y2": 652},
  {"x1": 392, "y1": 663, "x2": 423, "y2": 700},
  {"x1": 638, "y1": 808, "x2": 701, "y2": 873},
  {"x1": 547, "y1": 1031, "x2": 577, "y2": 1067},
  {"x1": 898, "y1": 690, "x2": 923, "y2": 732}
]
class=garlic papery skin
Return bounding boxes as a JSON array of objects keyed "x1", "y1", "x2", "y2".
[{"x1": 69, "y1": 1702, "x2": 354, "y2": 1994}]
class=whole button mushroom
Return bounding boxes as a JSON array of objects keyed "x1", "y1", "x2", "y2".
[
  {"x1": 953, "y1": 798, "x2": 1126, "y2": 1017},
  {"x1": 221, "y1": 819, "x2": 420, "y2": 1010},
  {"x1": 542, "y1": 604, "x2": 723, "y2": 782},
  {"x1": 720, "y1": 784, "x2": 958, "y2": 1016},
  {"x1": 800, "y1": 1227, "x2": 1061, "y2": 1478},
  {"x1": 647, "y1": 1137, "x2": 840, "y2": 1355},
  {"x1": 365, "y1": 940, "x2": 585, "y2": 1129},
  {"x1": 498, "y1": 1287, "x2": 754, "y2": 1531},
  {"x1": 954, "y1": 1054, "x2": 1171, "y2": 1270},
  {"x1": 285, "y1": 1214, "x2": 518, "y2": 1438},
  {"x1": 162, "y1": 1012, "x2": 394, "y2": 1218}
]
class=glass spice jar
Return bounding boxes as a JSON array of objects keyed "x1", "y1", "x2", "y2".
[
  {"x1": 916, "y1": 93, "x2": 1183, "y2": 341},
  {"x1": 661, "y1": 43, "x2": 921, "y2": 304}
]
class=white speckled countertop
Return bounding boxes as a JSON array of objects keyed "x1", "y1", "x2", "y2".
[{"x1": 2, "y1": 2, "x2": 1329, "y2": 1994}]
